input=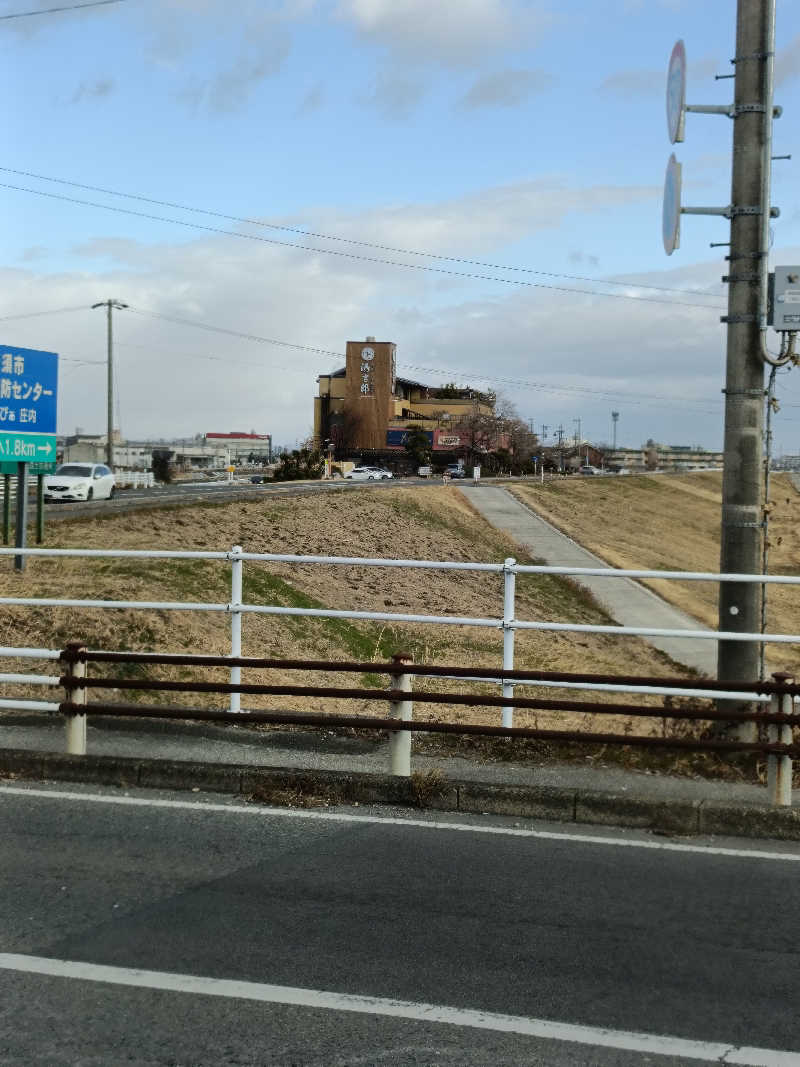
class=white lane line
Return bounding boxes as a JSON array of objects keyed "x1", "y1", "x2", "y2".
[
  {"x1": 1, "y1": 784, "x2": 798, "y2": 861},
  {"x1": 0, "y1": 952, "x2": 793, "y2": 1066}
]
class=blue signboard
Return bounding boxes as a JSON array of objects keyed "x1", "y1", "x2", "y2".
[
  {"x1": 386, "y1": 429, "x2": 434, "y2": 448},
  {"x1": 0, "y1": 344, "x2": 58, "y2": 434},
  {"x1": 0, "y1": 345, "x2": 58, "y2": 473}
]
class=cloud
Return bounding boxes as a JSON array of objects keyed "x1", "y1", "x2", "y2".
[
  {"x1": 295, "y1": 82, "x2": 325, "y2": 116},
  {"x1": 568, "y1": 251, "x2": 600, "y2": 268},
  {"x1": 457, "y1": 68, "x2": 552, "y2": 110},
  {"x1": 600, "y1": 52, "x2": 718, "y2": 97},
  {"x1": 775, "y1": 33, "x2": 800, "y2": 87},
  {"x1": 359, "y1": 72, "x2": 425, "y2": 120},
  {"x1": 69, "y1": 78, "x2": 115, "y2": 104},
  {"x1": 19, "y1": 246, "x2": 48, "y2": 262},
  {"x1": 3, "y1": 180, "x2": 759, "y2": 450},
  {"x1": 599, "y1": 69, "x2": 662, "y2": 96},
  {"x1": 140, "y1": 2, "x2": 292, "y2": 112},
  {"x1": 337, "y1": 0, "x2": 551, "y2": 67},
  {"x1": 178, "y1": 31, "x2": 290, "y2": 113}
]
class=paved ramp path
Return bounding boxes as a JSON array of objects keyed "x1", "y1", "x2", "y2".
[{"x1": 461, "y1": 485, "x2": 717, "y2": 675}]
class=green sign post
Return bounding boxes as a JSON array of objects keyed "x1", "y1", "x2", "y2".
[{"x1": 0, "y1": 344, "x2": 59, "y2": 568}]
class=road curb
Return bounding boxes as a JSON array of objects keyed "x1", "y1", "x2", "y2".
[{"x1": 1, "y1": 747, "x2": 798, "y2": 840}]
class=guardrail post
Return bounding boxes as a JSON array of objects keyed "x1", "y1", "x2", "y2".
[
  {"x1": 389, "y1": 653, "x2": 413, "y2": 777},
  {"x1": 502, "y1": 557, "x2": 516, "y2": 728},
  {"x1": 768, "y1": 672, "x2": 794, "y2": 807},
  {"x1": 2, "y1": 474, "x2": 10, "y2": 545},
  {"x1": 230, "y1": 544, "x2": 243, "y2": 714},
  {"x1": 62, "y1": 642, "x2": 87, "y2": 755},
  {"x1": 36, "y1": 474, "x2": 45, "y2": 544}
]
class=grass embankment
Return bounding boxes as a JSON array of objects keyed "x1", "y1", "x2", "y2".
[
  {"x1": 0, "y1": 487, "x2": 691, "y2": 746},
  {"x1": 509, "y1": 471, "x2": 800, "y2": 677}
]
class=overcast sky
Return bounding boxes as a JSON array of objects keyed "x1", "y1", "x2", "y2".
[{"x1": 2, "y1": 0, "x2": 800, "y2": 451}]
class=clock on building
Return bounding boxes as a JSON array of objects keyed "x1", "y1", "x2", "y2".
[{"x1": 361, "y1": 346, "x2": 375, "y2": 361}]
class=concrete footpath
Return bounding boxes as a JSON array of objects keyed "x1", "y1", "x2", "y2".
[
  {"x1": 462, "y1": 484, "x2": 717, "y2": 675},
  {"x1": 1, "y1": 712, "x2": 798, "y2": 842}
]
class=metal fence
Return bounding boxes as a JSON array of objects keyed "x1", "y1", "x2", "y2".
[
  {"x1": 0, "y1": 544, "x2": 799, "y2": 804},
  {"x1": 47, "y1": 646, "x2": 800, "y2": 807}
]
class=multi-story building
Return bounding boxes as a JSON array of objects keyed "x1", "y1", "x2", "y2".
[
  {"x1": 314, "y1": 337, "x2": 498, "y2": 457},
  {"x1": 203, "y1": 432, "x2": 272, "y2": 464},
  {"x1": 605, "y1": 443, "x2": 723, "y2": 472},
  {"x1": 60, "y1": 431, "x2": 272, "y2": 471}
]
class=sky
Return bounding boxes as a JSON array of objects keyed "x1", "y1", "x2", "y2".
[{"x1": 2, "y1": 0, "x2": 800, "y2": 453}]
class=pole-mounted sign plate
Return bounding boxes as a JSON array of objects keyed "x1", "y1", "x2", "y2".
[
  {"x1": 662, "y1": 153, "x2": 682, "y2": 255},
  {"x1": 666, "y1": 39, "x2": 686, "y2": 144},
  {"x1": 0, "y1": 344, "x2": 58, "y2": 474}
]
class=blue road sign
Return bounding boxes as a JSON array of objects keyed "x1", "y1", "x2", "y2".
[
  {"x1": 0, "y1": 344, "x2": 59, "y2": 474},
  {"x1": 0, "y1": 344, "x2": 58, "y2": 434}
]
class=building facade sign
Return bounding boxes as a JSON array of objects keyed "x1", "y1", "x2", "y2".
[
  {"x1": 434, "y1": 432, "x2": 462, "y2": 449},
  {"x1": 386, "y1": 429, "x2": 434, "y2": 448},
  {"x1": 359, "y1": 346, "x2": 375, "y2": 396}
]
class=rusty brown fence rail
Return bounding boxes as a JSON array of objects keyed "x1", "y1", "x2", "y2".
[{"x1": 52, "y1": 645, "x2": 798, "y2": 806}]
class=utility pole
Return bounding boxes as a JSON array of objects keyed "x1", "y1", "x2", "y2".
[
  {"x1": 91, "y1": 299, "x2": 128, "y2": 467},
  {"x1": 573, "y1": 417, "x2": 581, "y2": 450},
  {"x1": 612, "y1": 411, "x2": 619, "y2": 451},
  {"x1": 556, "y1": 424, "x2": 565, "y2": 471},
  {"x1": 717, "y1": 0, "x2": 776, "y2": 709}
]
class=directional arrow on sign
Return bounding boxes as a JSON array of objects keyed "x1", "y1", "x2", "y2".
[{"x1": 36, "y1": 442, "x2": 53, "y2": 455}]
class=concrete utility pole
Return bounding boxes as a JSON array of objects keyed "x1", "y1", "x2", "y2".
[
  {"x1": 717, "y1": 0, "x2": 776, "y2": 705},
  {"x1": 612, "y1": 411, "x2": 619, "y2": 450},
  {"x1": 92, "y1": 300, "x2": 128, "y2": 467}
]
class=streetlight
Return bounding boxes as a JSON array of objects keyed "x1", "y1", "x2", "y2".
[{"x1": 91, "y1": 299, "x2": 128, "y2": 467}]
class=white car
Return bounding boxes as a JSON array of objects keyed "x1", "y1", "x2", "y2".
[
  {"x1": 344, "y1": 466, "x2": 393, "y2": 481},
  {"x1": 44, "y1": 463, "x2": 116, "y2": 502}
]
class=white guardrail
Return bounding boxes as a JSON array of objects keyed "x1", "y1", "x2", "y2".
[{"x1": 0, "y1": 546, "x2": 799, "y2": 723}]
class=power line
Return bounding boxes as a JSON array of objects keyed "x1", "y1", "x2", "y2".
[
  {"x1": 0, "y1": 0, "x2": 122, "y2": 19},
  {"x1": 402, "y1": 363, "x2": 722, "y2": 411},
  {"x1": 0, "y1": 166, "x2": 726, "y2": 301},
  {"x1": 0, "y1": 305, "x2": 86, "y2": 321},
  {"x1": 123, "y1": 305, "x2": 722, "y2": 412},
  {"x1": 0, "y1": 301, "x2": 726, "y2": 411},
  {"x1": 125, "y1": 307, "x2": 344, "y2": 361},
  {"x1": 0, "y1": 181, "x2": 727, "y2": 311},
  {"x1": 115, "y1": 339, "x2": 307, "y2": 379}
]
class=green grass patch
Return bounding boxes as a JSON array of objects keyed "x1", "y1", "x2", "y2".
[{"x1": 242, "y1": 566, "x2": 418, "y2": 663}]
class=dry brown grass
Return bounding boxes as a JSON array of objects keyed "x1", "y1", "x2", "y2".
[
  {"x1": 0, "y1": 486, "x2": 687, "y2": 738},
  {"x1": 510, "y1": 471, "x2": 800, "y2": 676}
]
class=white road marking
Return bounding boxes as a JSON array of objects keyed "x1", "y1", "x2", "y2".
[
  {"x1": 1, "y1": 784, "x2": 798, "y2": 861},
  {"x1": 0, "y1": 952, "x2": 794, "y2": 1065}
]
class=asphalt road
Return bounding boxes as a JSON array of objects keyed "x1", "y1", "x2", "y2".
[
  {"x1": 1, "y1": 781, "x2": 798, "y2": 1066},
  {"x1": 31, "y1": 474, "x2": 431, "y2": 522}
]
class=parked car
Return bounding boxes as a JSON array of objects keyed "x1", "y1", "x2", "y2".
[
  {"x1": 446, "y1": 464, "x2": 466, "y2": 479},
  {"x1": 578, "y1": 465, "x2": 600, "y2": 476},
  {"x1": 344, "y1": 466, "x2": 393, "y2": 481},
  {"x1": 44, "y1": 463, "x2": 116, "y2": 502}
]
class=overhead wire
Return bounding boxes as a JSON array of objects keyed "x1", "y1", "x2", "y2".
[
  {"x1": 0, "y1": 0, "x2": 122, "y2": 19},
  {"x1": 0, "y1": 181, "x2": 728, "y2": 311},
  {"x1": 0, "y1": 305, "x2": 87, "y2": 321},
  {"x1": 122, "y1": 305, "x2": 722, "y2": 413},
  {"x1": 0, "y1": 166, "x2": 727, "y2": 302}
]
